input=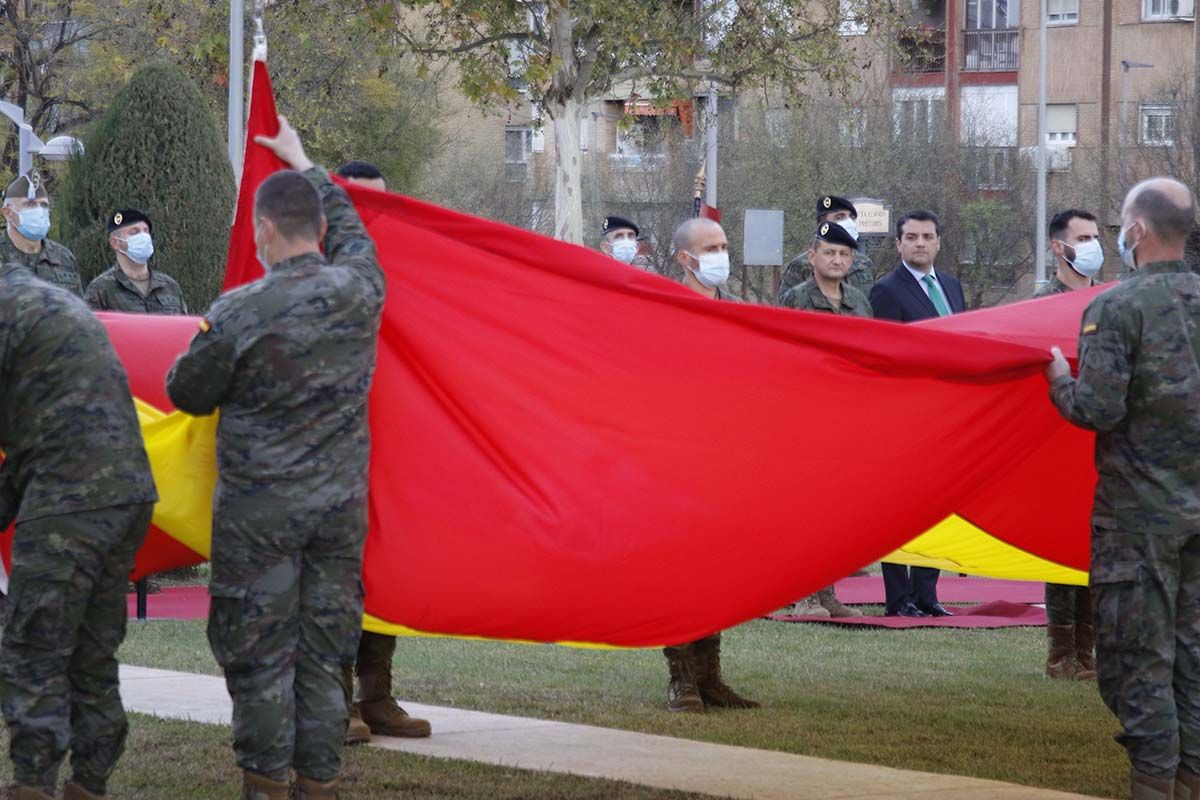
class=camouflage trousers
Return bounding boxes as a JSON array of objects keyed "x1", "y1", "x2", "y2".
[
  {"x1": 0, "y1": 503, "x2": 152, "y2": 795},
  {"x1": 1044, "y1": 582, "x2": 1092, "y2": 626},
  {"x1": 207, "y1": 494, "x2": 367, "y2": 783},
  {"x1": 1092, "y1": 524, "x2": 1200, "y2": 779}
]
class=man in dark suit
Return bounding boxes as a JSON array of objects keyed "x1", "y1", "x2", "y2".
[{"x1": 868, "y1": 209, "x2": 964, "y2": 617}]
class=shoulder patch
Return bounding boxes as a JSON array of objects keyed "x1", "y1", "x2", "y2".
[
  {"x1": 1082, "y1": 322, "x2": 1098, "y2": 335},
  {"x1": 198, "y1": 318, "x2": 212, "y2": 333}
]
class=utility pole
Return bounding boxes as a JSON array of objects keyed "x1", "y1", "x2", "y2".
[
  {"x1": 228, "y1": 0, "x2": 245, "y2": 185},
  {"x1": 1035, "y1": 0, "x2": 1048, "y2": 288}
]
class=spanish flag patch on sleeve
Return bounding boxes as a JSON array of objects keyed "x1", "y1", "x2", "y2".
[
  {"x1": 198, "y1": 318, "x2": 212, "y2": 333},
  {"x1": 1082, "y1": 322, "x2": 1098, "y2": 335}
]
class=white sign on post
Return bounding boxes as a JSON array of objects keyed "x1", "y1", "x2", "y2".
[
  {"x1": 850, "y1": 198, "x2": 891, "y2": 236},
  {"x1": 743, "y1": 209, "x2": 784, "y2": 266}
]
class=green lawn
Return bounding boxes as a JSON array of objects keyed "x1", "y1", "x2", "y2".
[
  {"x1": 119, "y1": 616, "x2": 1125, "y2": 798},
  {"x1": 0, "y1": 714, "x2": 714, "y2": 799}
]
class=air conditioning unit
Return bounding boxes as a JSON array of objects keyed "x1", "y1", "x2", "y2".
[
  {"x1": 1171, "y1": 0, "x2": 1195, "y2": 19},
  {"x1": 1021, "y1": 145, "x2": 1072, "y2": 172}
]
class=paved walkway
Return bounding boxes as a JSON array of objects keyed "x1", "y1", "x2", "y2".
[{"x1": 121, "y1": 665, "x2": 1104, "y2": 800}]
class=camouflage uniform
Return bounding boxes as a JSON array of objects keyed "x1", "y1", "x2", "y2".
[
  {"x1": 662, "y1": 281, "x2": 758, "y2": 713},
  {"x1": 166, "y1": 167, "x2": 385, "y2": 784},
  {"x1": 0, "y1": 264, "x2": 156, "y2": 796},
  {"x1": 782, "y1": 277, "x2": 873, "y2": 316},
  {"x1": 84, "y1": 266, "x2": 188, "y2": 315},
  {"x1": 1036, "y1": 275, "x2": 1096, "y2": 678},
  {"x1": 1049, "y1": 260, "x2": 1200, "y2": 781},
  {"x1": 778, "y1": 249, "x2": 873, "y2": 305},
  {"x1": 0, "y1": 234, "x2": 82, "y2": 297}
]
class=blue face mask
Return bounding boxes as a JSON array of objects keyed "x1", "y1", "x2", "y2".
[
  {"x1": 121, "y1": 232, "x2": 154, "y2": 264},
  {"x1": 1118, "y1": 222, "x2": 1140, "y2": 269},
  {"x1": 15, "y1": 206, "x2": 50, "y2": 241}
]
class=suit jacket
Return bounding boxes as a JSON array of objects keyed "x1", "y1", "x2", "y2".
[{"x1": 868, "y1": 264, "x2": 966, "y2": 322}]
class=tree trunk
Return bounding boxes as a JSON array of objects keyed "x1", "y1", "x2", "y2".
[{"x1": 550, "y1": 97, "x2": 583, "y2": 244}]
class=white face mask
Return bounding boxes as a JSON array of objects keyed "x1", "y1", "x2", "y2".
[
  {"x1": 1063, "y1": 238, "x2": 1103, "y2": 278},
  {"x1": 685, "y1": 250, "x2": 730, "y2": 288},
  {"x1": 836, "y1": 218, "x2": 860, "y2": 241},
  {"x1": 611, "y1": 239, "x2": 638, "y2": 264}
]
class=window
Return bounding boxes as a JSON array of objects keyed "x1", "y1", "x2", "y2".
[
  {"x1": 1046, "y1": 104, "x2": 1077, "y2": 145},
  {"x1": 893, "y1": 89, "x2": 947, "y2": 143},
  {"x1": 1048, "y1": 0, "x2": 1079, "y2": 23},
  {"x1": 839, "y1": 0, "x2": 868, "y2": 35},
  {"x1": 1143, "y1": 0, "x2": 1195, "y2": 19},
  {"x1": 966, "y1": 0, "x2": 1019, "y2": 28},
  {"x1": 612, "y1": 117, "x2": 665, "y2": 166},
  {"x1": 1140, "y1": 104, "x2": 1175, "y2": 146},
  {"x1": 505, "y1": 127, "x2": 532, "y2": 164},
  {"x1": 970, "y1": 146, "x2": 1013, "y2": 190}
]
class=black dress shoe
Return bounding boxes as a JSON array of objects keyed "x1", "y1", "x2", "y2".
[
  {"x1": 889, "y1": 602, "x2": 929, "y2": 618},
  {"x1": 919, "y1": 603, "x2": 955, "y2": 617}
]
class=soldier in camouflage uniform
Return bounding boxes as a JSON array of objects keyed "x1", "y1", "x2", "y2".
[
  {"x1": 782, "y1": 222, "x2": 871, "y2": 619},
  {"x1": 332, "y1": 161, "x2": 431, "y2": 747},
  {"x1": 778, "y1": 195, "x2": 873, "y2": 306},
  {"x1": 1047, "y1": 178, "x2": 1200, "y2": 800},
  {"x1": 0, "y1": 264, "x2": 157, "y2": 800},
  {"x1": 166, "y1": 118, "x2": 386, "y2": 800},
  {"x1": 0, "y1": 173, "x2": 82, "y2": 297},
  {"x1": 1038, "y1": 209, "x2": 1105, "y2": 682},
  {"x1": 84, "y1": 209, "x2": 188, "y2": 315},
  {"x1": 660, "y1": 217, "x2": 759, "y2": 714}
]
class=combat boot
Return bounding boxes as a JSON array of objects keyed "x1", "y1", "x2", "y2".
[
  {"x1": 691, "y1": 635, "x2": 760, "y2": 709},
  {"x1": 64, "y1": 782, "x2": 104, "y2": 799},
  {"x1": 357, "y1": 672, "x2": 432, "y2": 737},
  {"x1": 294, "y1": 775, "x2": 339, "y2": 799},
  {"x1": 242, "y1": 770, "x2": 290, "y2": 800},
  {"x1": 1175, "y1": 766, "x2": 1200, "y2": 800},
  {"x1": 341, "y1": 665, "x2": 371, "y2": 745},
  {"x1": 13, "y1": 787, "x2": 53, "y2": 800},
  {"x1": 1075, "y1": 622, "x2": 1097, "y2": 675},
  {"x1": 1132, "y1": 770, "x2": 1175, "y2": 800},
  {"x1": 817, "y1": 586, "x2": 862, "y2": 618},
  {"x1": 1045, "y1": 624, "x2": 1095, "y2": 680},
  {"x1": 663, "y1": 645, "x2": 704, "y2": 713},
  {"x1": 790, "y1": 594, "x2": 831, "y2": 617}
]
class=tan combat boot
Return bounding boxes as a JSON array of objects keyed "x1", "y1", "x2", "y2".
[
  {"x1": 1045, "y1": 625, "x2": 1095, "y2": 680},
  {"x1": 242, "y1": 769, "x2": 290, "y2": 800},
  {"x1": 790, "y1": 594, "x2": 831, "y2": 617},
  {"x1": 1132, "y1": 770, "x2": 1175, "y2": 800},
  {"x1": 1176, "y1": 766, "x2": 1200, "y2": 800},
  {"x1": 63, "y1": 782, "x2": 104, "y2": 799},
  {"x1": 357, "y1": 672, "x2": 432, "y2": 738},
  {"x1": 341, "y1": 665, "x2": 371, "y2": 745},
  {"x1": 13, "y1": 787, "x2": 54, "y2": 800},
  {"x1": 817, "y1": 586, "x2": 862, "y2": 618},
  {"x1": 294, "y1": 774, "x2": 339, "y2": 799},
  {"x1": 691, "y1": 635, "x2": 760, "y2": 709},
  {"x1": 663, "y1": 645, "x2": 704, "y2": 713},
  {"x1": 1075, "y1": 621, "x2": 1097, "y2": 675}
]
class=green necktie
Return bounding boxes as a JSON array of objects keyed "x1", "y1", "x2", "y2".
[{"x1": 921, "y1": 274, "x2": 951, "y2": 317}]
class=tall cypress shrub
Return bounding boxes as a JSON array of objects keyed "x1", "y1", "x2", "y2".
[{"x1": 61, "y1": 63, "x2": 235, "y2": 309}]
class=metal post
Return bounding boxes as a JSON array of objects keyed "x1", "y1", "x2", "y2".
[
  {"x1": 1035, "y1": 0, "x2": 1048, "y2": 288},
  {"x1": 228, "y1": 0, "x2": 245, "y2": 185},
  {"x1": 135, "y1": 578, "x2": 148, "y2": 620},
  {"x1": 704, "y1": 83, "x2": 718, "y2": 210}
]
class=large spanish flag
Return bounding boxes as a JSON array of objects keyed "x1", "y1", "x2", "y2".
[{"x1": 7, "y1": 60, "x2": 1099, "y2": 647}]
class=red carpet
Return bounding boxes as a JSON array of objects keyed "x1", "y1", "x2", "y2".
[
  {"x1": 768, "y1": 600, "x2": 1047, "y2": 629},
  {"x1": 127, "y1": 586, "x2": 209, "y2": 620},
  {"x1": 832, "y1": 576, "x2": 1046, "y2": 605}
]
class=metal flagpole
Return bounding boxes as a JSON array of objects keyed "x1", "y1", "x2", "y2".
[
  {"x1": 1034, "y1": 0, "x2": 1048, "y2": 289},
  {"x1": 228, "y1": 0, "x2": 245, "y2": 185}
]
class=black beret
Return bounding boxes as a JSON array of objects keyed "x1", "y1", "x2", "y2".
[
  {"x1": 814, "y1": 221, "x2": 859, "y2": 251},
  {"x1": 108, "y1": 208, "x2": 153, "y2": 235},
  {"x1": 602, "y1": 215, "x2": 639, "y2": 238},
  {"x1": 816, "y1": 195, "x2": 857, "y2": 220}
]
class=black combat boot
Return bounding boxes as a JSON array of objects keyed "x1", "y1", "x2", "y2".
[
  {"x1": 663, "y1": 644, "x2": 704, "y2": 713},
  {"x1": 690, "y1": 634, "x2": 760, "y2": 709}
]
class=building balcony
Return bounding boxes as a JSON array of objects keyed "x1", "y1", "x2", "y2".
[
  {"x1": 895, "y1": 27, "x2": 947, "y2": 74},
  {"x1": 963, "y1": 28, "x2": 1019, "y2": 72}
]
